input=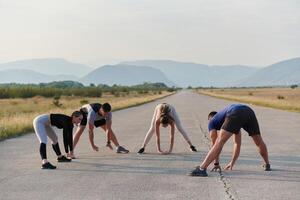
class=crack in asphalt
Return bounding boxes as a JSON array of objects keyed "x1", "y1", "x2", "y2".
[{"x1": 193, "y1": 113, "x2": 238, "y2": 200}]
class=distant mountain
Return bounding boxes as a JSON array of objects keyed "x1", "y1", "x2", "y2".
[
  {"x1": 1, "y1": 57, "x2": 299, "y2": 87},
  {"x1": 81, "y1": 64, "x2": 175, "y2": 86},
  {"x1": 0, "y1": 69, "x2": 78, "y2": 84},
  {"x1": 122, "y1": 60, "x2": 259, "y2": 87},
  {"x1": 238, "y1": 57, "x2": 300, "y2": 87},
  {"x1": 0, "y1": 58, "x2": 92, "y2": 77}
]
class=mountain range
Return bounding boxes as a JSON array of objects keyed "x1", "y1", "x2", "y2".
[
  {"x1": 0, "y1": 57, "x2": 299, "y2": 87},
  {"x1": 237, "y1": 57, "x2": 300, "y2": 87},
  {"x1": 0, "y1": 58, "x2": 91, "y2": 77},
  {"x1": 80, "y1": 65, "x2": 174, "y2": 86},
  {"x1": 122, "y1": 60, "x2": 259, "y2": 87},
  {"x1": 0, "y1": 69, "x2": 77, "y2": 84}
]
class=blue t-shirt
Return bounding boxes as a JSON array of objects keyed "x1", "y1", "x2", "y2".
[{"x1": 208, "y1": 104, "x2": 248, "y2": 131}]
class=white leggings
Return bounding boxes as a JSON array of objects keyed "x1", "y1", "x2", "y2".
[
  {"x1": 33, "y1": 114, "x2": 58, "y2": 144},
  {"x1": 142, "y1": 104, "x2": 191, "y2": 147}
]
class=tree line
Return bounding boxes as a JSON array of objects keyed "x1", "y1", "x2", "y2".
[{"x1": 0, "y1": 81, "x2": 177, "y2": 99}]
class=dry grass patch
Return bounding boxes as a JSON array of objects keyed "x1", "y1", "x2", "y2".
[
  {"x1": 0, "y1": 92, "x2": 173, "y2": 140},
  {"x1": 197, "y1": 88, "x2": 300, "y2": 112}
]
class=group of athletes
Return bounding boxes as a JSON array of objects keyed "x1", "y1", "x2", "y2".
[{"x1": 33, "y1": 101, "x2": 271, "y2": 176}]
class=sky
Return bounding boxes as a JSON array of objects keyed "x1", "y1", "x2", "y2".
[{"x1": 0, "y1": 0, "x2": 300, "y2": 67}]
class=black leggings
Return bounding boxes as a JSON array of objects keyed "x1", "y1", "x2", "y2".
[{"x1": 39, "y1": 142, "x2": 62, "y2": 160}]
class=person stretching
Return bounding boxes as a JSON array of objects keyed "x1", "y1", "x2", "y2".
[
  {"x1": 137, "y1": 103, "x2": 197, "y2": 154},
  {"x1": 72, "y1": 103, "x2": 129, "y2": 158},
  {"x1": 33, "y1": 111, "x2": 83, "y2": 169},
  {"x1": 188, "y1": 104, "x2": 271, "y2": 177}
]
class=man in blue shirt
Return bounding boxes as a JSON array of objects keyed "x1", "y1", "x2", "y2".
[{"x1": 189, "y1": 104, "x2": 271, "y2": 177}]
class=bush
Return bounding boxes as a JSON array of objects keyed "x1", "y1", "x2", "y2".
[
  {"x1": 0, "y1": 81, "x2": 175, "y2": 99},
  {"x1": 248, "y1": 92, "x2": 253, "y2": 96},
  {"x1": 110, "y1": 90, "x2": 116, "y2": 95},
  {"x1": 291, "y1": 85, "x2": 298, "y2": 89},
  {"x1": 114, "y1": 92, "x2": 120, "y2": 97},
  {"x1": 277, "y1": 95, "x2": 285, "y2": 100},
  {"x1": 167, "y1": 88, "x2": 175, "y2": 92},
  {"x1": 9, "y1": 101, "x2": 19, "y2": 105},
  {"x1": 53, "y1": 95, "x2": 63, "y2": 107},
  {"x1": 80, "y1": 99, "x2": 89, "y2": 105}
]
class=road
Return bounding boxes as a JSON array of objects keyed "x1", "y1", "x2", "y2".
[{"x1": 0, "y1": 91, "x2": 299, "y2": 200}]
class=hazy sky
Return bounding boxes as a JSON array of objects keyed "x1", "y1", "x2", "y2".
[{"x1": 0, "y1": 0, "x2": 300, "y2": 67}]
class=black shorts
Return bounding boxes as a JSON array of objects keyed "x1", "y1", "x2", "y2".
[
  {"x1": 94, "y1": 119, "x2": 106, "y2": 127},
  {"x1": 79, "y1": 109, "x2": 106, "y2": 127},
  {"x1": 221, "y1": 106, "x2": 261, "y2": 136}
]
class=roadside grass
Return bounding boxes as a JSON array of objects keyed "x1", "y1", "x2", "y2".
[
  {"x1": 0, "y1": 91, "x2": 173, "y2": 141},
  {"x1": 197, "y1": 88, "x2": 300, "y2": 113}
]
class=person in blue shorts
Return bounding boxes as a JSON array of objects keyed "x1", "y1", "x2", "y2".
[{"x1": 189, "y1": 104, "x2": 271, "y2": 177}]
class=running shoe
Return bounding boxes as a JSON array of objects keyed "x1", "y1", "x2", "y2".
[
  {"x1": 263, "y1": 163, "x2": 271, "y2": 171},
  {"x1": 137, "y1": 148, "x2": 145, "y2": 154},
  {"x1": 188, "y1": 166, "x2": 208, "y2": 177},
  {"x1": 116, "y1": 146, "x2": 129, "y2": 154},
  {"x1": 41, "y1": 162, "x2": 57, "y2": 170},
  {"x1": 190, "y1": 145, "x2": 197, "y2": 152},
  {"x1": 57, "y1": 155, "x2": 72, "y2": 162}
]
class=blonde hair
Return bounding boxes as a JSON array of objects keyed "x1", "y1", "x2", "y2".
[{"x1": 160, "y1": 103, "x2": 170, "y2": 115}]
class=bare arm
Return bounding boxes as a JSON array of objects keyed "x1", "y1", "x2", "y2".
[
  {"x1": 225, "y1": 132, "x2": 241, "y2": 170},
  {"x1": 210, "y1": 130, "x2": 219, "y2": 163},
  {"x1": 155, "y1": 120, "x2": 163, "y2": 153},
  {"x1": 210, "y1": 129, "x2": 222, "y2": 172},
  {"x1": 106, "y1": 120, "x2": 112, "y2": 142},
  {"x1": 166, "y1": 123, "x2": 175, "y2": 154},
  {"x1": 88, "y1": 123, "x2": 98, "y2": 151}
]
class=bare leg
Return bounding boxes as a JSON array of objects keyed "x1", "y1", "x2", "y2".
[
  {"x1": 141, "y1": 128, "x2": 155, "y2": 148},
  {"x1": 141, "y1": 106, "x2": 159, "y2": 148},
  {"x1": 251, "y1": 135, "x2": 270, "y2": 164},
  {"x1": 200, "y1": 129, "x2": 232, "y2": 169}
]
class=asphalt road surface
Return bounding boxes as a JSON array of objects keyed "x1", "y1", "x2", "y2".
[{"x1": 0, "y1": 91, "x2": 299, "y2": 200}]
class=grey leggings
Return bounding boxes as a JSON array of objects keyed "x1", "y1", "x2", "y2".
[{"x1": 33, "y1": 114, "x2": 58, "y2": 144}]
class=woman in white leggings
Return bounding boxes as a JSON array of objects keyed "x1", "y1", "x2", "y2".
[
  {"x1": 137, "y1": 103, "x2": 197, "y2": 154},
  {"x1": 33, "y1": 111, "x2": 83, "y2": 169}
]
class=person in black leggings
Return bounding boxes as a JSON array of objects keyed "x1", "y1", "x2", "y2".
[{"x1": 33, "y1": 111, "x2": 83, "y2": 169}]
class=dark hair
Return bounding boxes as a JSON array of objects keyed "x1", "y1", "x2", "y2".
[
  {"x1": 71, "y1": 110, "x2": 83, "y2": 118},
  {"x1": 208, "y1": 111, "x2": 217, "y2": 120},
  {"x1": 160, "y1": 114, "x2": 170, "y2": 125},
  {"x1": 102, "y1": 103, "x2": 112, "y2": 112}
]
